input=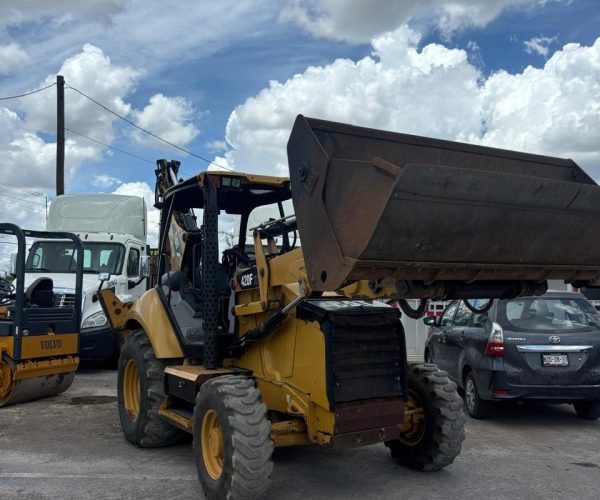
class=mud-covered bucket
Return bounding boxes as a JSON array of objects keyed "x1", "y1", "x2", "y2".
[{"x1": 287, "y1": 115, "x2": 600, "y2": 293}]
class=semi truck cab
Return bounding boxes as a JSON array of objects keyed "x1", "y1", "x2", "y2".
[{"x1": 22, "y1": 194, "x2": 149, "y2": 364}]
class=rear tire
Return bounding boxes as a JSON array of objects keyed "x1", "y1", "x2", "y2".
[
  {"x1": 117, "y1": 328, "x2": 186, "y2": 447},
  {"x1": 386, "y1": 363, "x2": 465, "y2": 471},
  {"x1": 464, "y1": 372, "x2": 489, "y2": 419},
  {"x1": 193, "y1": 375, "x2": 273, "y2": 500},
  {"x1": 573, "y1": 401, "x2": 600, "y2": 420}
]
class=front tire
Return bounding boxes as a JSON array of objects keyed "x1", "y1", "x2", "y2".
[
  {"x1": 386, "y1": 363, "x2": 465, "y2": 471},
  {"x1": 193, "y1": 375, "x2": 273, "y2": 500},
  {"x1": 573, "y1": 401, "x2": 600, "y2": 420},
  {"x1": 117, "y1": 328, "x2": 186, "y2": 447}
]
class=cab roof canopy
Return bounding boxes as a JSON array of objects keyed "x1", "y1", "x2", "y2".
[{"x1": 164, "y1": 171, "x2": 291, "y2": 214}]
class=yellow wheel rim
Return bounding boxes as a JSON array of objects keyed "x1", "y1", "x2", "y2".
[
  {"x1": 201, "y1": 409, "x2": 224, "y2": 480},
  {"x1": 0, "y1": 359, "x2": 14, "y2": 403},
  {"x1": 123, "y1": 358, "x2": 140, "y2": 422},
  {"x1": 398, "y1": 389, "x2": 426, "y2": 447}
]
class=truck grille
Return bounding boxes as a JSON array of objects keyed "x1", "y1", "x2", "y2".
[{"x1": 56, "y1": 293, "x2": 76, "y2": 308}]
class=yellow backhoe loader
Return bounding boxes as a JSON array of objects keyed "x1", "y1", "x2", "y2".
[
  {"x1": 99, "y1": 116, "x2": 600, "y2": 499},
  {"x1": 0, "y1": 224, "x2": 83, "y2": 406}
]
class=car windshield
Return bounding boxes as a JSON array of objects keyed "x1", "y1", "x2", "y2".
[
  {"x1": 25, "y1": 241, "x2": 124, "y2": 274},
  {"x1": 498, "y1": 296, "x2": 600, "y2": 333}
]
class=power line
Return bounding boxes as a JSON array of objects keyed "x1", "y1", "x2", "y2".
[
  {"x1": 65, "y1": 84, "x2": 233, "y2": 172},
  {"x1": 0, "y1": 82, "x2": 56, "y2": 101},
  {"x1": 66, "y1": 128, "x2": 154, "y2": 165},
  {"x1": 66, "y1": 127, "x2": 196, "y2": 179},
  {"x1": 0, "y1": 181, "x2": 48, "y2": 199},
  {"x1": 0, "y1": 190, "x2": 46, "y2": 208}
]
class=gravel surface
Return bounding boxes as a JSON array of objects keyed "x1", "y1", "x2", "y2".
[{"x1": 1, "y1": 367, "x2": 599, "y2": 499}]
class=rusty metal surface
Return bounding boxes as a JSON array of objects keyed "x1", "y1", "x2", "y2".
[
  {"x1": 334, "y1": 398, "x2": 404, "y2": 434},
  {"x1": 327, "y1": 425, "x2": 401, "y2": 449},
  {"x1": 287, "y1": 115, "x2": 600, "y2": 294}
]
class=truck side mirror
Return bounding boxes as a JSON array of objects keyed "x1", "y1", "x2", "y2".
[
  {"x1": 98, "y1": 272, "x2": 110, "y2": 282},
  {"x1": 9, "y1": 253, "x2": 17, "y2": 275},
  {"x1": 139, "y1": 255, "x2": 150, "y2": 279},
  {"x1": 423, "y1": 315, "x2": 439, "y2": 326}
]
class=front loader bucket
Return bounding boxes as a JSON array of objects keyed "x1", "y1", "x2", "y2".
[{"x1": 287, "y1": 115, "x2": 600, "y2": 293}]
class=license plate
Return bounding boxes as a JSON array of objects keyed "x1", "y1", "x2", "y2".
[{"x1": 542, "y1": 354, "x2": 569, "y2": 367}]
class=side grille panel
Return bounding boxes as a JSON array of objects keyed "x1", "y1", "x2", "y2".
[{"x1": 329, "y1": 312, "x2": 403, "y2": 403}]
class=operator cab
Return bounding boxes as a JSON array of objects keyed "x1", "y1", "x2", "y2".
[{"x1": 155, "y1": 168, "x2": 295, "y2": 358}]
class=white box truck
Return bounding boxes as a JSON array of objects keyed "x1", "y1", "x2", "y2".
[{"x1": 23, "y1": 194, "x2": 149, "y2": 365}]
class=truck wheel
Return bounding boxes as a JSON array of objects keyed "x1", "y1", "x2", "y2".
[
  {"x1": 573, "y1": 401, "x2": 600, "y2": 420},
  {"x1": 464, "y1": 372, "x2": 489, "y2": 419},
  {"x1": 386, "y1": 363, "x2": 465, "y2": 471},
  {"x1": 193, "y1": 375, "x2": 273, "y2": 500},
  {"x1": 117, "y1": 328, "x2": 186, "y2": 447}
]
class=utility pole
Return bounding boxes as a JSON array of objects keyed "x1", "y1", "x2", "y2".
[{"x1": 56, "y1": 74, "x2": 65, "y2": 196}]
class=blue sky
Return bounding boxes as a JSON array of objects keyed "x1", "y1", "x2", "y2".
[{"x1": 0, "y1": 0, "x2": 598, "y2": 245}]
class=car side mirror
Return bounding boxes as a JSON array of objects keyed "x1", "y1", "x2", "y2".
[
  {"x1": 139, "y1": 255, "x2": 150, "y2": 279},
  {"x1": 9, "y1": 253, "x2": 17, "y2": 275},
  {"x1": 423, "y1": 315, "x2": 438, "y2": 326}
]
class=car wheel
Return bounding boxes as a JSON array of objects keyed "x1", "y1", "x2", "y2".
[
  {"x1": 464, "y1": 372, "x2": 489, "y2": 419},
  {"x1": 573, "y1": 401, "x2": 600, "y2": 420}
]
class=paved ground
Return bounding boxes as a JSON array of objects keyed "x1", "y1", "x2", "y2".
[{"x1": 1, "y1": 367, "x2": 599, "y2": 499}]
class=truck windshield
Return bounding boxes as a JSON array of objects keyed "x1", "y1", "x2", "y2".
[
  {"x1": 498, "y1": 296, "x2": 600, "y2": 333},
  {"x1": 26, "y1": 242, "x2": 124, "y2": 274}
]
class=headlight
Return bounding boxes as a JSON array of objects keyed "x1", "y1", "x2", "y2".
[{"x1": 82, "y1": 311, "x2": 108, "y2": 329}]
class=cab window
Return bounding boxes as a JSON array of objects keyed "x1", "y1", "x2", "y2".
[{"x1": 127, "y1": 248, "x2": 140, "y2": 277}]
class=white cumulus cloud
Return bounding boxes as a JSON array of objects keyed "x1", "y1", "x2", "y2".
[
  {"x1": 0, "y1": 43, "x2": 29, "y2": 74},
  {"x1": 0, "y1": 44, "x2": 139, "y2": 198},
  {"x1": 132, "y1": 93, "x2": 200, "y2": 148},
  {"x1": 0, "y1": 43, "x2": 205, "y2": 236},
  {"x1": 220, "y1": 29, "x2": 600, "y2": 181},
  {"x1": 469, "y1": 38, "x2": 600, "y2": 169},
  {"x1": 223, "y1": 26, "x2": 481, "y2": 176}
]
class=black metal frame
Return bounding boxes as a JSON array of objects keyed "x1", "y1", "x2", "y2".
[{"x1": 0, "y1": 223, "x2": 84, "y2": 361}]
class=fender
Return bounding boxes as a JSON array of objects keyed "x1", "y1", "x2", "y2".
[{"x1": 98, "y1": 288, "x2": 183, "y2": 359}]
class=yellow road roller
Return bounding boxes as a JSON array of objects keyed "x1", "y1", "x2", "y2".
[{"x1": 0, "y1": 223, "x2": 83, "y2": 406}]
